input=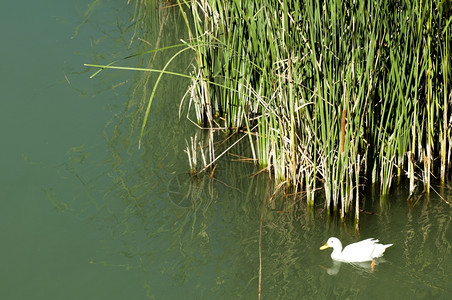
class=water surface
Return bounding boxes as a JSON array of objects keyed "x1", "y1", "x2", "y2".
[{"x1": 1, "y1": 1, "x2": 451, "y2": 299}]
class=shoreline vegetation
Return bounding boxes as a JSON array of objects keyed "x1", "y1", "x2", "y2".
[{"x1": 86, "y1": 0, "x2": 452, "y2": 221}]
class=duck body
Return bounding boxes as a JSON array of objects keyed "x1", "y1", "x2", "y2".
[{"x1": 320, "y1": 237, "x2": 392, "y2": 263}]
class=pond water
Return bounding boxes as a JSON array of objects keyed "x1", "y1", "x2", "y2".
[{"x1": 1, "y1": 1, "x2": 451, "y2": 299}]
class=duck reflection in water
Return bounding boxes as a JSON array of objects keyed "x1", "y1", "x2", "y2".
[{"x1": 320, "y1": 258, "x2": 388, "y2": 275}]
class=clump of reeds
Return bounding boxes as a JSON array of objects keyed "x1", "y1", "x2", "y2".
[
  {"x1": 84, "y1": 0, "x2": 451, "y2": 220},
  {"x1": 176, "y1": 0, "x2": 452, "y2": 220}
]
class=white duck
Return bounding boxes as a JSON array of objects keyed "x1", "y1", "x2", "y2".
[{"x1": 320, "y1": 237, "x2": 392, "y2": 263}]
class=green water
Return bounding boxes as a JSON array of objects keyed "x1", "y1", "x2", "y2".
[{"x1": 1, "y1": 1, "x2": 451, "y2": 299}]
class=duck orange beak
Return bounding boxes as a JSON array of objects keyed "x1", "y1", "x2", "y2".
[{"x1": 319, "y1": 243, "x2": 330, "y2": 250}]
